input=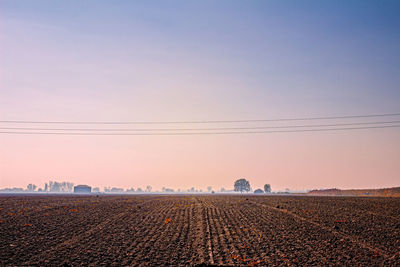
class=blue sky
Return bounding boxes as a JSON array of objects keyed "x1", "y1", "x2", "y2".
[{"x1": 2, "y1": 0, "x2": 400, "y2": 119}]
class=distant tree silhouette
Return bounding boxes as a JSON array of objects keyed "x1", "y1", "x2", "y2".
[
  {"x1": 207, "y1": 186, "x2": 212, "y2": 192},
  {"x1": 234, "y1": 178, "x2": 251, "y2": 193},
  {"x1": 264, "y1": 184, "x2": 271, "y2": 193},
  {"x1": 111, "y1": 187, "x2": 123, "y2": 193},
  {"x1": 254, "y1": 189, "x2": 264, "y2": 194},
  {"x1": 64, "y1": 182, "x2": 74, "y2": 192},
  {"x1": 44, "y1": 181, "x2": 74, "y2": 192},
  {"x1": 162, "y1": 188, "x2": 174, "y2": 193},
  {"x1": 26, "y1": 184, "x2": 37, "y2": 192},
  {"x1": 145, "y1": 186, "x2": 152, "y2": 192},
  {"x1": 126, "y1": 188, "x2": 135, "y2": 193}
]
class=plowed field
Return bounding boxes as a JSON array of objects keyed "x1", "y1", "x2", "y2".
[{"x1": 1, "y1": 195, "x2": 399, "y2": 266}]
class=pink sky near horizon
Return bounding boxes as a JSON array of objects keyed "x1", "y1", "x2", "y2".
[
  {"x1": 1, "y1": 129, "x2": 399, "y2": 192},
  {"x1": 1, "y1": 1, "x2": 400, "y2": 191}
]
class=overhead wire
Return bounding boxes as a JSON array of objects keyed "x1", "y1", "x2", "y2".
[
  {"x1": 0, "y1": 120, "x2": 399, "y2": 131},
  {"x1": 0, "y1": 125, "x2": 399, "y2": 135},
  {"x1": 1, "y1": 112, "x2": 400, "y2": 125}
]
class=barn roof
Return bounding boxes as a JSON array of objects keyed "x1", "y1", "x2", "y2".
[{"x1": 74, "y1": 185, "x2": 91, "y2": 188}]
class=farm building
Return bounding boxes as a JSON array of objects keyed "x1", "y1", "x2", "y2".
[{"x1": 73, "y1": 185, "x2": 91, "y2": 194}]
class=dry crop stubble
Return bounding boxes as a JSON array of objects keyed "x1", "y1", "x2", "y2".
[{"x1": 1, "y1": 195, "x2": 399, "y2": 265}]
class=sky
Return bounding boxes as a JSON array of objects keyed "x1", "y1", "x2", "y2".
[{"x1": 1, "y1": 0, "x2": 399, "y2": 191}]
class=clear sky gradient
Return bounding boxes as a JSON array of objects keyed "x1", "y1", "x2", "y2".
[{"x1": 1, "y1": 1, "x2": 399, "y2": 191}]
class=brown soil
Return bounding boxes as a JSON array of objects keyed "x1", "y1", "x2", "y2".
[{"x1": 1, "y1": 195, "x2": 399, "y2": 266}]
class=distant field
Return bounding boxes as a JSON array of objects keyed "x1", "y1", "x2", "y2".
[
  {"x1": 308, "y1": 187, "x2": 400, "y2": 197},
  {"x1": 1, "y1": 195, "x2": 399, "y2": 266}
]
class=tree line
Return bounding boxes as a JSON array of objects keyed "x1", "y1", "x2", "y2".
[
  {"x1": 0, "y1": 179, "x2": 272, "y2": 194},
  {"x1": 234, "y1": 178, "x2": 271, "y2": 194}
]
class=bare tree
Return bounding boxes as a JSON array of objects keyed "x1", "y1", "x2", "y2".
[
  {"x1": 126, "y1": 188, "x2": 135, "y2": 193},
  {"x1": 45, "y1": 181, "x2": 74, "y2": 192},
  {"x1": 26, "y1": 184, "x2": 37, "y2": 192},
  {"x1": 64, "y1": 182, "x2": 74, "y2": 192}
]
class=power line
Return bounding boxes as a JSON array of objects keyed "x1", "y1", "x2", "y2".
[
  {"x1": 1, "y1": 112, "x2": 400, "y2": 125},
  {"x1": 1, "y1": 120, "x2": 399, "y2": 131},
  {"x1": 0, "y1": 125, "x2": 399, "y2": 135}
]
